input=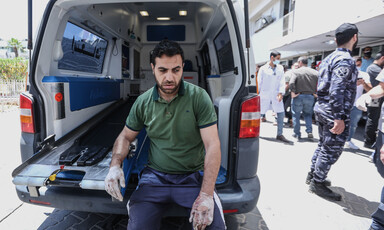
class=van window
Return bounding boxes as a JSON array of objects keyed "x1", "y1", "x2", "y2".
[
  {"x1": 58, "y1": 22, "x2": 108, "y2": 74},
  {"x1": 214, "y1": 25, "x2": 234, "y2": 74}
]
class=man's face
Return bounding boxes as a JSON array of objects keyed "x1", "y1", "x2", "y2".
[
  {"x1": 356, "y1": 60, "x2": 362, "y2": 67},
  {"x1": 151, "y1": 54, "x2": 184, "y2": 96}
]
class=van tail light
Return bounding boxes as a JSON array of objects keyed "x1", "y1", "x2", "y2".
[
  {"x1": 239, "y1": 96, "x2": 260, "y2": 138},
  {"x1": 20, "y1": 93, "x2": 35, "y2": 133}
]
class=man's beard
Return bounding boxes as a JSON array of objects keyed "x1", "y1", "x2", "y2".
[{"x1": 156, "y1": 78, "x2": 181, "y2": 95}]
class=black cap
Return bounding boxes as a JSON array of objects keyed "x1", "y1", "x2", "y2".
[{"x1": 335, "y1": 23, "x2": 359, "y2": 36}]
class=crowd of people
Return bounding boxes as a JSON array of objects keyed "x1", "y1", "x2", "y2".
[{"x1": 257, "y1": 23, "x2": 384, "y2": 229}]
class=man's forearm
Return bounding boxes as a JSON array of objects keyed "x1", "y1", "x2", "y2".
[
  {"x1": 368, "y1": 83, "x2": 384, "y2": 99},
  {"x1": 110, "y1": 134, "x2": 131, "y2": 167},
  {"x1": 200, "y1": 142, "x2": 221, "y2": 196}
]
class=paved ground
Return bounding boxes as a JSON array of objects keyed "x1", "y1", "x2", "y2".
[{"x1": 0, "y1": 109, "x2": 382, "y2": 229}]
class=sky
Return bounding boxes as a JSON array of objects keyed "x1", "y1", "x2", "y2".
[{"x1": 0, "y1": 0, "x2": 50, "y2": 41}]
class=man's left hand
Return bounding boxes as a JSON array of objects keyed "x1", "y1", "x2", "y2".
[
  {"x1": 189, "y1": 192, "x2": 214, "y2": 230},
  {"x1": 330, "y1": 119, "x2": 345, "y2": 135},
  {"x1": 291, "y1": 92, "x2": 300, "y2": 99}
]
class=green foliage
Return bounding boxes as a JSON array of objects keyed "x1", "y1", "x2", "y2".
[
  {"x1": 7, "y1": 38, "x2": 23, "y2": 57},
  {"x1": 0, "y1": 58, "x2": 28, "y2": 80}
]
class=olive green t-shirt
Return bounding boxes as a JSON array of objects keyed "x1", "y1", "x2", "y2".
[{"x1": 126, "y1": 81, "x2": 217, "y2": 174}]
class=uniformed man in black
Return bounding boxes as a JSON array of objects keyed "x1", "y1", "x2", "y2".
[{"x1": 306, "y1": 23, "x2": 359, "y2": 201}]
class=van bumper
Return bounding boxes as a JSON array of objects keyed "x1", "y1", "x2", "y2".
[
  {"x1": 15, "y1": 185, "x2": 130, "y2": 214},
  {"x1": 218, "y1": 176, "x2": 260, "y2": 214},
  {"x1": 15, "y1": 175, "x2": 260, "y2": 215}
]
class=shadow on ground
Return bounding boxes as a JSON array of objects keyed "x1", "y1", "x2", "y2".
[
  {"x1": 37, "y1": 208, "x2": 269, "y2": 230},
  {"x1": 323, "y1": 186, "x2": 380, "y2": 219}
]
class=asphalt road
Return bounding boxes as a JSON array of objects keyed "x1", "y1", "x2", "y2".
[{"x1": 0, "y1": 109, "x2": 382, "y2": 230}]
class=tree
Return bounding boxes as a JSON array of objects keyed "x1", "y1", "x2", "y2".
[{"x1": 7, "y1": 38, "x2": 23, "y2": 58}]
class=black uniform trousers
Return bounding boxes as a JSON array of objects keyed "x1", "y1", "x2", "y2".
[{"x1": 365, "y1": 98, "x2": 384, "y2": 147}]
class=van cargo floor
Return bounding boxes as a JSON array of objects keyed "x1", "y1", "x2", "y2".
[{"x1": 13, "y1": 99, "x2": 137, "y2": 190}]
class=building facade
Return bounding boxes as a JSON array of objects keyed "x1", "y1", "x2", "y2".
[{"x1": 250, "y1": 0, "x2": 384, "y2": 67}]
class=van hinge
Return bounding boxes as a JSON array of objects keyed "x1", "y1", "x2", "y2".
[
  {"x1": 36, "y1": 134, "x2": 56, "y2": 152},
  {"x1": 234, "y1": 67, "x2": 238, "y2": 75}
]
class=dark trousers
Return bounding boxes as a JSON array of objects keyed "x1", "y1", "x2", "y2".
[
  {"x1": 371, "y1": 131, "x2": 384, "y2": 230},
  {"x1": 310, "y1": 112, "x2": 349, "y2": 182},
  {"x1": 283, "y1": 94, "x2": 292, "y2": 122},
  {"x1": 365, "y1": 99, "x2": 384, "y2": 146},
  {"x1": 127, "y1": 168, "x2": 226, "y2": 230}
]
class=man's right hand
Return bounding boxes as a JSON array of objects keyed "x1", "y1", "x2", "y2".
[
  {"x1": 330, "y1": 119, "x2": 345, "y2": 135},
  {"x1": 104, "y1": 166, "x2": 125, "y2": 201}
]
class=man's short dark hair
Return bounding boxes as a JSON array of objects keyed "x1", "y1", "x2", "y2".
[
  {"x1": 150, "y1": 39, "x2": 184, "y2": 66},
  {"x1": 374, "y1": 50, "x2": 384, "y2": 60},
  {"x1": 335, "y1": 33, "x2": 356, "y2": 46},
  {"x1": 270, "y1": 51, "x2": 281, "y2": 58}
]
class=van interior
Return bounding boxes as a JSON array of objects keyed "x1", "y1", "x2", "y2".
[{"x1": 18, "y1": 0, "x2": 247, "y2": 191}]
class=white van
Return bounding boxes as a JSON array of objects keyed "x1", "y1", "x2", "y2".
[{"x1": 13, "y1": 0, "x2": 261, "y2": 216}]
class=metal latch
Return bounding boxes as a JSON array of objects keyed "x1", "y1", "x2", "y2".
[{"x1": 36, "y1": 134, "x2": 56, "y2": 152}]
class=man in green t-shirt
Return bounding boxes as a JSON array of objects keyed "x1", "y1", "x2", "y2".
[{"x1": 105, "y1": 40, "x2": 225, "y2": 230}]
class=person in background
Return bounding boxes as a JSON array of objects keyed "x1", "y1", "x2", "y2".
[
  {"x1": 258, "y1": 51, "x2": 290, "y2": 143},
  {"x1": 356, "y1": 68, "x2": 384, "y2": 230},
  {"x1": 363, "y1": 50, "x2": 384, "y2": 149},
  {"x1": 361, "y1": 46, "x2": 375, "y2": 72},
  {"x1": 311, "y1": 61, "x2": 317, "y2": 70},
  {"x1": 307, "y1": 23, "x2": 359, "y2": 201},
  {"x1": 289, "y1": 57, "x2": 318, "y2": 140},
  {"x1": 283, "y1": 62, "x2": 299, "y2": 128},
  {"x1": 345, "y1": 56, "x2": 372, "y2": 150},
  {"x1": 355, "y1": 56, "x2": 362, "y2": 70}
]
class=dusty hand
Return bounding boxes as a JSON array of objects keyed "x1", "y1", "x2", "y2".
[
  {"x1": 104, "y1": 166, "x2": 125, "y2": 201},
  {"x1": 330, "y1": 119, "x2": 345, "y2": 135},
  {"x1": 277, "y1": 93, "x2": 283, "y2": 102},
  {"x1": 356, "y1": 94, "x2": 371, "y2": 112},
  {"x1": 189, "y1": 192, "x2": 214, "y2": 230}
]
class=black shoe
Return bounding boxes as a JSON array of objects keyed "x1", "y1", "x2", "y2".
[
  {"x1": 292, "y1": 133, "x2": 301, "y2": 141},
  {"x1": 276, "y1": 135, "x2": 290, "y2": 143},
  {"x1": 305, "y1": 172, "x2": 331, "y2": 186},
  {"x1": 309, "y1": 180, "x2": 341, "y2": 201},
  {"x1": 307, "y1": 133, "x2": 314, "y2": 138},
  {"x1": 364, "y1": 143, "x2": 375, "y2": 149}
]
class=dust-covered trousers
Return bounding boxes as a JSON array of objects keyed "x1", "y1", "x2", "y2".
[{"x1": 310, "y1": 111, "x2": 350, "y2": 183}]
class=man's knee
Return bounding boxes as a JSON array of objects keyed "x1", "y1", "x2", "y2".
[{"x1": 127, "y1": 201, "x2": 164, "y2": 230}]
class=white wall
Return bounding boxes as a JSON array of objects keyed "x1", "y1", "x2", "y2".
[
  {"x1": 293, "y1": 0, "x2": 384, "y2": 40},
  {"x1": 250, "y1": 0, "x2": 384, "y2": 64}
]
